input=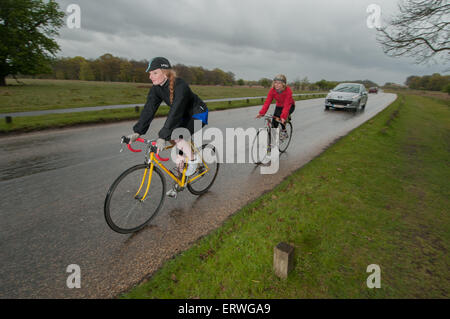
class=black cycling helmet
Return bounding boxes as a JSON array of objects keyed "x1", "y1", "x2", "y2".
[{"x1": 146, "y1": 57, "x2": 171, "y2": 72}]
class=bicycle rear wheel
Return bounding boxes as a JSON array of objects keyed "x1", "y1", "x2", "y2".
[
  {"x1": 251, "y1": 128, "x2": 271, "y2": 165},
  {"x1": 279, "y1": 122, "x2": 293, "y2": 153},
  {"x1": 187, "y1": 144, "x2": 219, "y2": 195},
  {"x1": 104, "y1": 164, "x2": 166, "y2": 234}
]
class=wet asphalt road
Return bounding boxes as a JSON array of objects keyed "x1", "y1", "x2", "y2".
[{"x1": 0, "y1": 93, "x2": 396, "y2": 298}]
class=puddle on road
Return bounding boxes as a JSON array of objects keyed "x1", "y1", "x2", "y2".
[
  {"x1": 0, "y1": 153, "x2": 78, "y2": 181},
  {"x1": 0, "y1": 135, "x2": 62, "y2": 152}
]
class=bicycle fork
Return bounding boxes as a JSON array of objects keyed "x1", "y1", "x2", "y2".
[{"x1": 135, "y1": 162, "x2": 154, "y2": 202}]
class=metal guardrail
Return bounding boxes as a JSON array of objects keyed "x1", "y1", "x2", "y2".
[
  {"x1": 205, "y1": 93, "x2": 327, "y2": 103},
  {"x1": 0, "y1": 93, "x2": 327, "y2": 119}
]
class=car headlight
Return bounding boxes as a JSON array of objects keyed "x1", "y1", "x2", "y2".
[{"x1": 351, "y1": 95, "x2": 360, "y2": 100}]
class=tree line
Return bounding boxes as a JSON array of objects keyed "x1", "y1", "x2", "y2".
[
  {"x1": 28, "y1": 53, "x2": 315, "y2": 89},
  {"x1": 31, "y1": 53, "x2": 382, "y2": 92},
  {"x1": 405, "y1": 73, "x2": 450, "y2": 93},
  {"x1": 35, "y1": 53, "x2": 238, "y2": 85}
]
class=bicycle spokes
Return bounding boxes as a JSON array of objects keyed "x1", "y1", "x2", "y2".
[
  {"x1": 104, "y1": 164, "x2": 166, "y2": 234},
  {"x1": 186, "y1": 144, "x2": 219, "y2": 195}
]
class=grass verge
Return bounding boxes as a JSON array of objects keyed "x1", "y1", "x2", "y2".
[{"x1": 122, "y1": 93, "x2": 449, "y2": 298}]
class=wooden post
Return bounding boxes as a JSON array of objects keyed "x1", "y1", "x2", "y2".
[
  {"x1": 246, "y1": 99, "x2": 249, "y2": 104},
  {"x1": 5, "y1": 116, "x2": 12, "y2": 124},
  {"x1": 273, "y1": 242, "x2": 294, "y2": 279},
  {"x1": 228, "y1": 100, "x2": 231, "y2": 105},
  {"x1": 135, "y1": 106, "x2": 140, "y2": 113}
]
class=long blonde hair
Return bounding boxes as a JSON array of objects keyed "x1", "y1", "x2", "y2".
[
  {"x1": 162, "y1": 69, "x2": 177, "y2": 104},
  {"x1": 271, "y1": 74, "x2": 287, "y2": 90}
]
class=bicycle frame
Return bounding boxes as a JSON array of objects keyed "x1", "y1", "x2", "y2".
[{"x1": 127, "y1": 138, "x2": 210, "y2": 202}]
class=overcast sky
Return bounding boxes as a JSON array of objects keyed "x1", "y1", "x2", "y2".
[{"x1": 54, "y1": 0, "x2": 447, "y2": 85}]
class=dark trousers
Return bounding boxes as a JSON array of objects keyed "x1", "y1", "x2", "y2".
[{"x1": 272, "y1": 104, "x2": 295, "y2": 129}]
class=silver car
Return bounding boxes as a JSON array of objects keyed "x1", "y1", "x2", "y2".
[{"x1": 324, "y1": 83, "x2": 368, "y2": 112}]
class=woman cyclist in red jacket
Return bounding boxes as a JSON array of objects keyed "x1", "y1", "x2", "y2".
[{"x1": 256, "y1": 74, "x2": 295, "y2": 132}]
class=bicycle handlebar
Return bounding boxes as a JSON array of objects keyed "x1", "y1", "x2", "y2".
[
  {"x1": 121, "y1": 136, "x2": 169, "y2": 162},
  {"x1": 261, "y1": 115, "x2": 284, "y2": 123}
]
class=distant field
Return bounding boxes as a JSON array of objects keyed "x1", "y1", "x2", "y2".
[
  {"x1": 0, "y1": 79, "x2": 314, "y2": 113},
  {"x1": 384, "y1": 88, "x2": 449, "y2": 102},
  {"x1": 0, "y1": 78, "x2": 325, "y2": 134}
]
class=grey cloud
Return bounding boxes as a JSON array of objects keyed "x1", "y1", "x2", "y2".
[{"x1": 55, "y1": 0, "x2": 447, "y2": 84}]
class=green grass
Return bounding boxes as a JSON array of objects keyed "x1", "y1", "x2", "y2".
[
  {"x1": 0, "y1": 79, "x2": 324, "y2": 133},
  {"x1": 122, "y1": 93, "x2": 450, "y2": 298},
  {"x1": 0, "y1": 78, "x2": 319, "y2": 113},
  {"x1": 0, "y1": 99, "x2": 264, "y2": 133}
]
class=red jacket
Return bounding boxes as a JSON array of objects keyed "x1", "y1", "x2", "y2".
[{"x1": 259, "y1": 86, "x2": 294, "y2": 120}]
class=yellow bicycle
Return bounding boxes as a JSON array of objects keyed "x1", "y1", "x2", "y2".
[{"x1": 104, "y1": 136, "x2": 219, "y2": 234}]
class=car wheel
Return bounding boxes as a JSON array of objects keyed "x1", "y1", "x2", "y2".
[{"x1": 325, "y1": 105, "x2": 329, "y2": 110}]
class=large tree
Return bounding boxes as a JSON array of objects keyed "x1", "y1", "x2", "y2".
[
  {"x1": 0, "y1": 0, "x2": 64, "y2": 86},
  {"x1": 377, "y1": 0, "x2": 449, "y2": 64}
]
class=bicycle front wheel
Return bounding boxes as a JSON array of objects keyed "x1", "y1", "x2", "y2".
[
  {"x1": 251, "y1": 128, "x2": 271, "y2": 165},
  {"x1": 187, "y1": 144, "x2": 219, "y2": 195},
  {"x1": 104, "y1": 164, "x2": 166, "y2": 234},
  {"x1": 279, "y1": 122, "x2": 293, "y2": 153}
]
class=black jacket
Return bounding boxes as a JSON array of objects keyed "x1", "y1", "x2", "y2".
[{"x1": 133, "y1": 78, "x2": 207, "y2": 140}]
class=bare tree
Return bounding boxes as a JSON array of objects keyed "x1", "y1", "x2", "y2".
[{"x1": 377, "y1": 0, "x2": 449, "y2": 64}]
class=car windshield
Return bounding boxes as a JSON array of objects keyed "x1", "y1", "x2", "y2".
[{"x1": 333, "y1": 84, "x2": 360, "y2": 93}]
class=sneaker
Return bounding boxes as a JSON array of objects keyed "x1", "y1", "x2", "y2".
[{"x1": 185, "y1": 158, "x2": 198, "y2": 177}]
